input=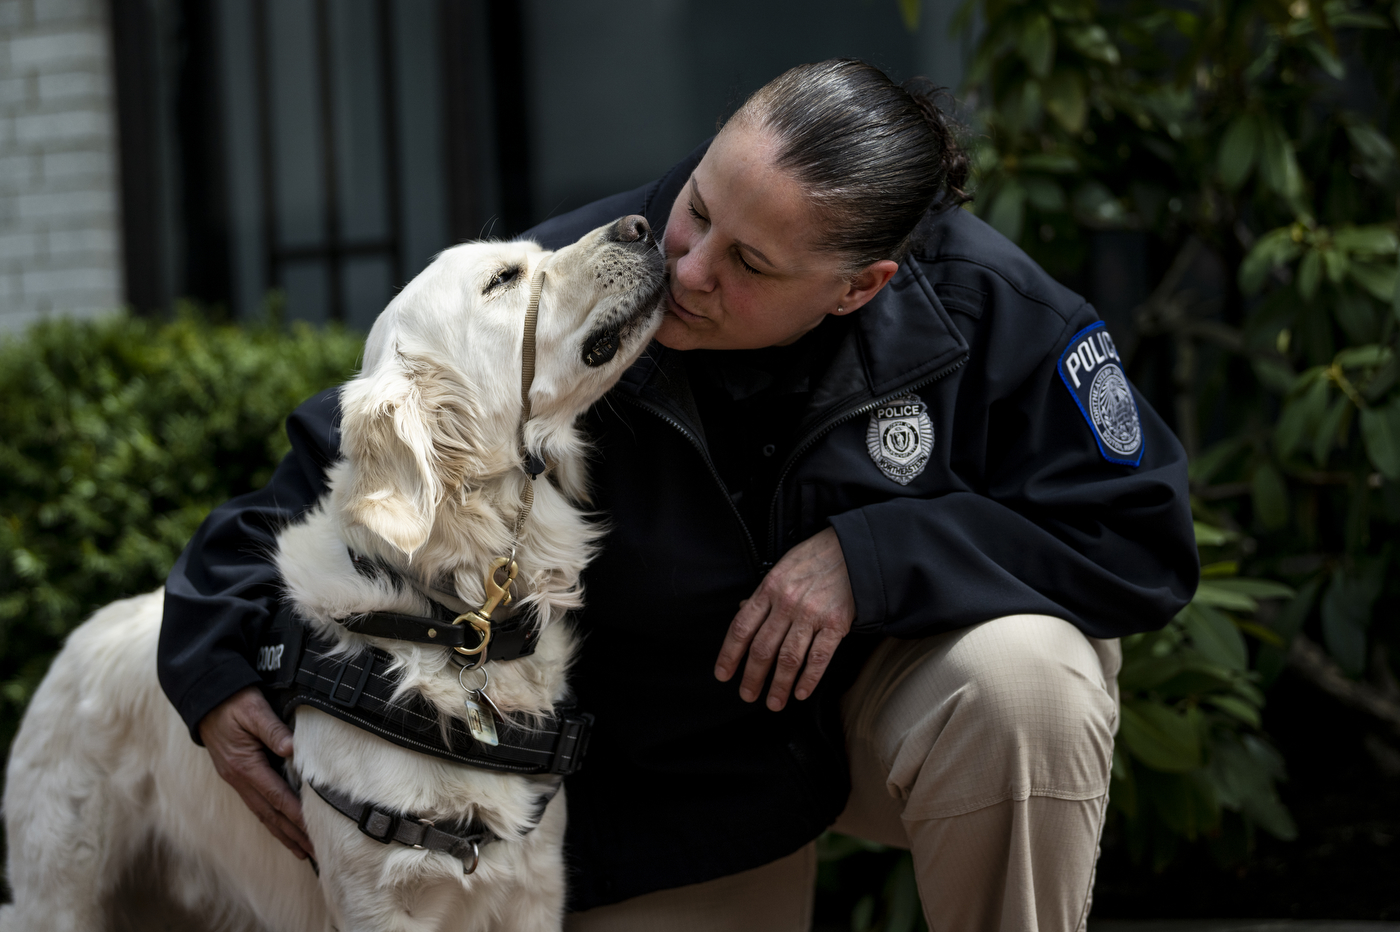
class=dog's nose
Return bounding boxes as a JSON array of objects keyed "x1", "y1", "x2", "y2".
[{"x1": 609, "y1": 215, "x2": 652, "y2": 246}]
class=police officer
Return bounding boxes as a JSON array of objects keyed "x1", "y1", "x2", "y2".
[{"x1": 161, "y1": 60, "x2": 1198, "y2": 931}]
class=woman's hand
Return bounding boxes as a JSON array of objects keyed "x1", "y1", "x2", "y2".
[
  {"x1": 199, "y1": 686, "x2": 315, "y2": 860},
  {"x1": 714, "y1": 526, "x2": 855, "y2": 711}
]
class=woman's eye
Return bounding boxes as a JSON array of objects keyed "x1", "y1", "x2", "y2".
[
  {"x1": 486, "y1": 266, "x2": 521, "y2": 293},
  {"x1": 687, "y1": 201, "x2": 709, "y2": 224},
  {"x1": 737, "y1": 253, "x2": 762, "y2": 275}
]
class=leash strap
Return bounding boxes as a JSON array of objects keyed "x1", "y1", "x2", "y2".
[
  {"x1": 309, "y1": 781, "x2": 492, "y2": 874},
  {"x1": 514, "y1": 267, "x2": 547, "y2": 538}
]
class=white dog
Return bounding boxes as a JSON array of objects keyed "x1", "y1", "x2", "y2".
[{"x1": 1, "y1": 216, "x2": 665, "y2": 932}]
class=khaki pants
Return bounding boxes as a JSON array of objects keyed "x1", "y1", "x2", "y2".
[{"x1": 566, "y1": 615, "x2": 1122, "y2": 932}]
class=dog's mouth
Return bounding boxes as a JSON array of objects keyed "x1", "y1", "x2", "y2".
[{"x1": 580, "y1": 268, "x2": 667, "y2": 368}]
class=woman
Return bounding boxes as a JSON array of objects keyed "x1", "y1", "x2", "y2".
[{"x1": 161, "y1": 60, "x2": 1197, "y2": 931}]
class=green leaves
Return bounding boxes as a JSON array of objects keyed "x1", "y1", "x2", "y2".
[
  {"x1": 1320, "y1": 558, "x2": 1385, "y2": 676},
  {"x1": 1361, "y1": 399, "x2": 1400, "y2": 479},
  {"x1": 1239, "y1": 226, "x2": 1304, "y2": 295},
  {"x1": 954, "y1": 0, "x2": 1399, "y2": 876},
  {"x1": 1259, "y1": 116, "x2": 1304, "y2": 201},
  {"x1": 1018, "y1": 12, "x2": 1057, "y2": 77},
  {"x1": 1043, "y1": 70, "x2": 1087, "y2": 133},
  {"x1": 1120, "y1": 700, "x2": 1203, "y2": 772},
  {"x1": 1251, "y1": 462, "x2": 1290, "y2": 528},
  {"x1": 987, "y1": 180, "x2": 1027, "y2": 242},
  {"x1": 1180, "y1": 603, "x2": 1248, "y2": 671},
  {"x1": 1062, "y1": 23, "x2": 1119, "y2": 63},
  {"x1": 0, "y1": 311, "x2": 363, "y2": 738},
  {"x1": 1219, "y1": 114, "x2": 1262, "y2": 190},
  {"x1": 1218, "y1": 115, "x2": 1302, "y2": 198}
]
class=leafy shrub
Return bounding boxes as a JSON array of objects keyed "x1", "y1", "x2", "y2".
[
  {"x1": 0, "y1": 310, "x2": 363, "y2": 750},
  {"x1": 1112, "y1": 521, "x2": 1298, "y2": 868},
  {"x1": 956, "y1": 0, "x2": 1398, "y2": 867}
]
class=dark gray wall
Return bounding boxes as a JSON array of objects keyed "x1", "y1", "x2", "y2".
[{"x1": 522, "y1": 0, "x2": 969, "y2": 228}]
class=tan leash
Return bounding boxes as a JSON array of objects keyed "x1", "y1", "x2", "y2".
[{"x1": 452, "y1": 266, "x2": 547, "y2": 664}]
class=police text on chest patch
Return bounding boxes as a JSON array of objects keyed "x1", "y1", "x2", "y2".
[
  {"x1": 866, "y1": 394, "x2": 934, "y2": 485},
  {"x1": 1057, "y1": 322, "x2": 1143, "y2": 466}
]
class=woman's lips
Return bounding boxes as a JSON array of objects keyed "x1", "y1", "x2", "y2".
[{"x1": 666, "y1": 290, "x2": 703, "y2": 323}]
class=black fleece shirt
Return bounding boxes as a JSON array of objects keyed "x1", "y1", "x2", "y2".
[{"x1": 159, "y1": 141, "x2": 1198, "y2": 910}]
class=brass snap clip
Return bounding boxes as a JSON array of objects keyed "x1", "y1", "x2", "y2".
[{"x1": 452, "y1": 557, "x2": 517, "y2": 658}]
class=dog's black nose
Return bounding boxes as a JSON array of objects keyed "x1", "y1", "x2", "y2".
[{"x1": 609, "y1": 215, "x2": 652, "y2": 245}]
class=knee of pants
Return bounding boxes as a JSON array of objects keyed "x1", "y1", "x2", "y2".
[{"x1": 876, "y1": 615, "x2": 1118, "y2": 819}]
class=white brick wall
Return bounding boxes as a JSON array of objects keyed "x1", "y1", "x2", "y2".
[{"x1": 0, "y1": 0, "x2": 122, "y2": 333}]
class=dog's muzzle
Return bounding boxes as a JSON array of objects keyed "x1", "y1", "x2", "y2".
[{"x1": 582, "y1": 215, "x2": 664, "y2": 368}]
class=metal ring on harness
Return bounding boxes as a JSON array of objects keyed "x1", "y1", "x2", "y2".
[
  {"x1": 458, "y1": 664, "x2": 489, "y2": 694},
  {"x1": 462, "y1": 839, "x2": 481, "y2": 875}
]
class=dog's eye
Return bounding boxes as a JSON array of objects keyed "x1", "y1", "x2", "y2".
[{"x1": 485, "y1": 266, "x2": 522, "y2": 294}]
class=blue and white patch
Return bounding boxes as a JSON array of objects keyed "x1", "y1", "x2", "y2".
[
  {"x1": 1057, "y1": 323, "x2": 1143, "y2": 466},
  {"x1": 867, "y1": 394, "x2": 934, "y2": 485}
]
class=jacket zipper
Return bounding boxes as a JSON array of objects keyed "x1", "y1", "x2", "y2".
[
  {"x1": 612, "y1": 393, "x2": 763, "y2": 568},
  {"x1": 764, "y1": 356, "x2": 968, "y2": 564}
]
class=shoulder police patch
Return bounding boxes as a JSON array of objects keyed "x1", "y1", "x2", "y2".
[
  {"x1": 1057, "y1": 322, "x2": 1143, "y2": 466},
  {"x1": 866, "y1": 394, "x2": 933, "y2": 485}
]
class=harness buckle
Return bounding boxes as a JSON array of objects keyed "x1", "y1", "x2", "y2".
[
  {"x1": 410, "y1": 817, "x2": 435, "y2": 850},
  {"x1": 357, "y1": 806, "x2": 398, "y2": 844}
]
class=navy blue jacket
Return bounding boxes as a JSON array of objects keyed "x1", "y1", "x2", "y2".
[{"x1": 159, "y1": 142, "x2": 1197, "y2": 910}]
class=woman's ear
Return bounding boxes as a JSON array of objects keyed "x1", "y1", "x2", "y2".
[{"x1": 835, "y1": 259, "x2": 900, "y2": 315}]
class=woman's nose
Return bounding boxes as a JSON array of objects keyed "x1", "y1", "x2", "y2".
[{"x1": 674, "y1": 240, "x2": 716, "y2": 293}]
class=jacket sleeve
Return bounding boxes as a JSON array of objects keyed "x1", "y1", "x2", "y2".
[
  {"x1": 829, "y1": 308, "x2": 1198, "y2": 641},
  {"x1": 157, "y1": 388, "x2": 342, "y2": 741}
]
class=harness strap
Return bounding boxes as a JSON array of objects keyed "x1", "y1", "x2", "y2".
[
  {"x1": 347, "y1": 550, "x2": 540, "y2": 661},
  {"x1": 309, "y1": 781, "x2": 492, "y2": 874},
  {"x1": 339, "y1": 611, "x2": 539, "y2": 659},
  {"x1": 259, "y1": 618, "x2": 592, "y2": 776}
]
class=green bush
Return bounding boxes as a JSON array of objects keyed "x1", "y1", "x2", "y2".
[
  {"x1": 954, "y1": 0, "x2": 1398, "y2": 868},
  {"x1": 0, "y1": 310, "x2": 363, "y2": 750}
]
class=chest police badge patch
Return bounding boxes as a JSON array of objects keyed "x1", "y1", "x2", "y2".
[
  {"x1": 1057, "y1": 322, "x2": 1143, "y2": 466},
  {"x1": 866, "y1": 394, "x2": 934, "y2": 485}
]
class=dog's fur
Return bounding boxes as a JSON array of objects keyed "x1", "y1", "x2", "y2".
[{"x1": 1, "y1": 220, "x2": 665, "y2": 932}]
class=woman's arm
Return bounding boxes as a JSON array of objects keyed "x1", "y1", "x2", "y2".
[{"x1": 158, "y1": 388, "x2": 342, "y2": 735}]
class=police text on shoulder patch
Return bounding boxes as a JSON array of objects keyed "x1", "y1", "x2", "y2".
[
  {"x1": 866, "y1": 394, "x2": 934, "y2": 485},
  {"x1": 1057, "y1": 322, "x2": 1143, "y2": 466}
]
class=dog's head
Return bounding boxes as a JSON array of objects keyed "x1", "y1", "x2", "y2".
[{"x1": 339, "y1": 217, "x2": 665, "y2": 557}]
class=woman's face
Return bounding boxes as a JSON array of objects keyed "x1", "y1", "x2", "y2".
[{"x1": 657, "y1": 124, "x2": 897, "y2": 351}]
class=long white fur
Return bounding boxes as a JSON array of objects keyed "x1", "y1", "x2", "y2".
[{"x1": 1, "y1": 222, "x2": 664, "y2": 932}]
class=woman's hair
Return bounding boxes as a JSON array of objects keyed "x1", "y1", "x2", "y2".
[{"x1": 729, "y1": 59, "x2": 970, "y2": 274}]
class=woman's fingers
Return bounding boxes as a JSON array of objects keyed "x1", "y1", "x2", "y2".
[
  {"x1": 738, "y1": 608, "x2": 796, "y2": 703},
  {"x1": 761, "y1": 621, "x2": 817, "y2": 711},
  {"x1": 793, "y1": 627, "x2": 846, "y2": 701},
  {"x1": 716, "y1": 527, "x2": 856, "y2": 709},
  {"x1": 715, "y1": 596, "x2": 768, "y2": 682},
  {"x1": 200, "y1": 687, "x2": 315, "y2": 859}
]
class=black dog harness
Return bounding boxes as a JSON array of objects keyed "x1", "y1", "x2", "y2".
[
  {"x1": 260, "y1": 266, "x2": 592, "y2": 872},
  {"x1": 257, "y1": 605, "x2": 592, "y2": 775}
]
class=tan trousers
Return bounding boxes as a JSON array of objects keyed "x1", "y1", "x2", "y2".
[{"x1": 566, "y1": 615, "x2": 1121, "y2": 932}]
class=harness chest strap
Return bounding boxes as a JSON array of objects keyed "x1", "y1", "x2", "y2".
[
  {"x1": 257, "y1": 614, "x2": 592, "y2": 776},
  {"x1": 309, "y1": 781, "x2": 494, "y2": 874}
]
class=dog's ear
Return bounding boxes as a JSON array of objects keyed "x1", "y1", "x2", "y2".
[{"x1": 338, "y1": 354, "x2": 478, "y2": 556}]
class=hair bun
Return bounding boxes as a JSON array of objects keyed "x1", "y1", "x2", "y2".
[{"x1": 900, "y1": 77, "x2": 971, "y2": 205}]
